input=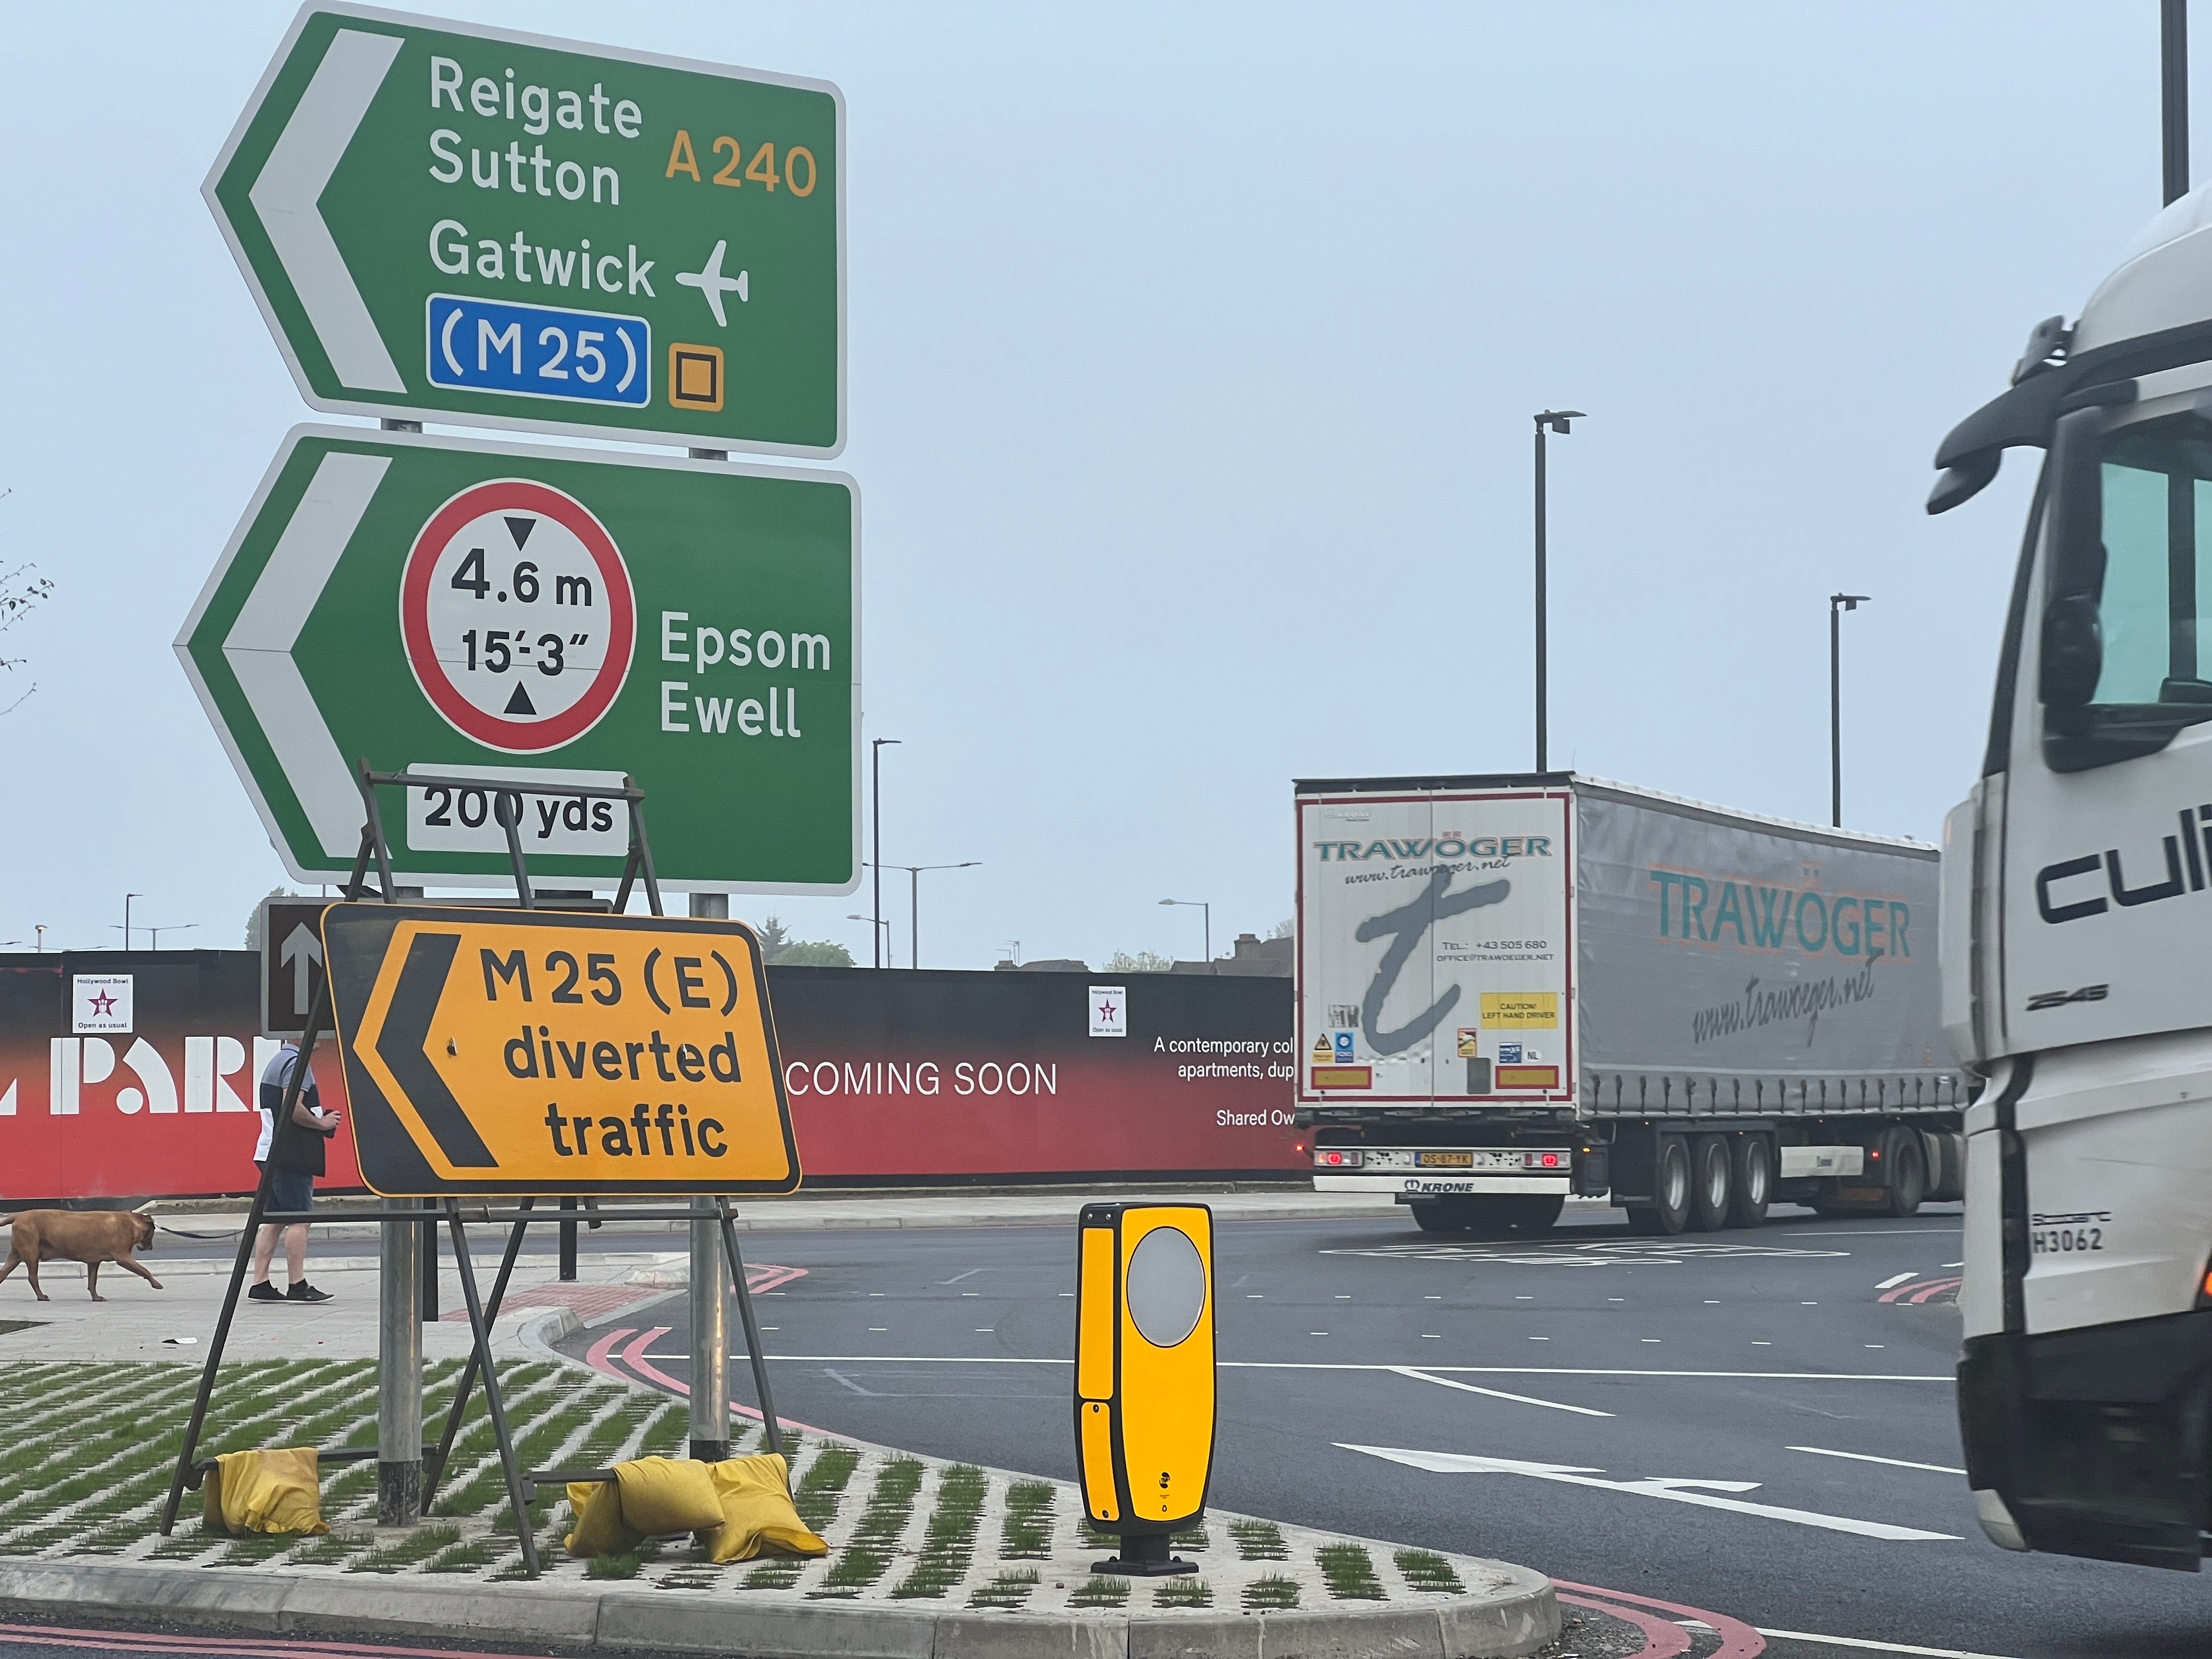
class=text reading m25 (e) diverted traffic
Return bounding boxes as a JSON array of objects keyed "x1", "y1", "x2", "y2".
[{"x1": 320, "y1": 904, "x2": 799, "y2": 1197}]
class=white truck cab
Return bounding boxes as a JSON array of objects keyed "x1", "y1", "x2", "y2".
[{"x1": 1937, "y1": 183, "x2": 2212, "y2": 1571}]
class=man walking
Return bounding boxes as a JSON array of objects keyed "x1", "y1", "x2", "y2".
[{"x1": 250, "y1": 1040, "x2": 340, "y2": 1304}]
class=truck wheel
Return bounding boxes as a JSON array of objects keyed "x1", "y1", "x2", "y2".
[
  {"x1": 1727, "y1": 1135, "x2": 1773, "y2": 1228},
  {"x1": 1689, "y1": 1135, "x2": 1733, "y2": 1232},
  {"x1": 1628, "y1": 1137, "x2": 1692, "y2": 1235},
  {"x1": 1883, "y1": 1129, "x2": 1927, "y2": 1218}
]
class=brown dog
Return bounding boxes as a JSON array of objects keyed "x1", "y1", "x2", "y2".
[{"x1": 0, "y1": 1210, "x2": 162, "y2": 1302}]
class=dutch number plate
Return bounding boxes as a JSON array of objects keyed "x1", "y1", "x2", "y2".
[{"x1": 1417, "y1": 1151, "x2": 1476, "y2": 1168}]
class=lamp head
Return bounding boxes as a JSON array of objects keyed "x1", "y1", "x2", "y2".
[
  {"x1": 1831, "y1": 592, "x2": 1871, "y2": 612},
  {"x1": 1535, "y1": 409, "x2": 1585, "y2": 435}
]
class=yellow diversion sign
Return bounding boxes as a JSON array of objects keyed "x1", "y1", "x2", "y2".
[{"x1": 321, "y1": 905, "x2": 799, "y2": 1197}]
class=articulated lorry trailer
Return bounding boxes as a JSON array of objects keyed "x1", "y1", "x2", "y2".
[{"x1": 1294, "y1": 772, "x2": 1967, "y2": 1234}]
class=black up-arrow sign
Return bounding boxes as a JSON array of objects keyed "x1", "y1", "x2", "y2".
[{"x1": 322, "y1": 904, "x2": 799, "y2": 1197}]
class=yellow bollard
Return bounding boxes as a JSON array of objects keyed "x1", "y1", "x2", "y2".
[{"x1": 1073, "y1": 1201, "x2": 1215, "y2": 1575}]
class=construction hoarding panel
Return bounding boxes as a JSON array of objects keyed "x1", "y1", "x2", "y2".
[{"x1": 0, "y1": 955, "x2": 1295, "y2": 1200}]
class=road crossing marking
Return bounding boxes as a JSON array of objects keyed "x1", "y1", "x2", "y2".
[
  {"x1": 1340, "y1": 1443, "x2": 1961, "y2": 1541},
  {"x1": 1390, "y1": 1365, "x2": 1613, "y2": 1417},
  {"x1": 1754, "y1": 1630, "x2": 2018, "y2": 1658},
  {"x1": 1323, "y1": 1238, "x2": 1850, "y2": 1267},
  {"x1": 1788, "y1": 1446, "x2": 1967, "y2": 1476}
]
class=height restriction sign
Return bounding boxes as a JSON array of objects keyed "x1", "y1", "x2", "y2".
[{"x1": 401, "y1": 480, "x2": 637, "y2": 751}]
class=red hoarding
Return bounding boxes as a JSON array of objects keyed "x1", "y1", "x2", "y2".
[{"x1": 0, "y1": 954, "x2": 1298, "y2": 1201}]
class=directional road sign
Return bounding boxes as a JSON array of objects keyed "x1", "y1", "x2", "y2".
[
  {"x1": 207, "y1": 4, "x2": 843, "y2": 456},
  {"x1": 177, "y1": 426, "x2": 859, "y2": 893},
  {"x1": 261, "y1": 896, "x2": 334, "y2": 1037},
  {"x1": 322, "y1": 904, "x2": 799, "y2": 1195}
]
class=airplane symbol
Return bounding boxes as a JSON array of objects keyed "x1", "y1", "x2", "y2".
[{"x1": 675, "y1": 240, "x2": 749, "y2": 328}]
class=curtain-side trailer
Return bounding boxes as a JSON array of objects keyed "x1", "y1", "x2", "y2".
[{"x1": 1294, "y1": 772, "x2": 1967, "y2": 1234}]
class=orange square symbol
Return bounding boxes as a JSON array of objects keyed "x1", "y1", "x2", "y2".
[{"x1": 669, "y1": 343, "x2": 725, "y2": 412}]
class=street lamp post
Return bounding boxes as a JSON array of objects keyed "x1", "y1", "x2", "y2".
[
  {"x1": 2165, "y1": 0, "x2": 2189, "y2": 205},
  {"x1": 1532, "y1": 410, "x2": 1584, "y2": 774},
  {"x1": 121, "y1": 893, "x2": 142, "y2": 952},
  {"x1": 870, "y1": 738, "x2": 901, "y2": 968},
  {"x1": 847, "y1": 914, "x2": 892, "y2": 961},
  {"x1": 866, "y1": 862, "x2": 981, "y2": 968},
  {"x1": 1830, "y1": 593, "x2": 1870, "y2": 827},
  {"x1": 1159, "y1": 898, "x2": 1211, "y2": 971}
]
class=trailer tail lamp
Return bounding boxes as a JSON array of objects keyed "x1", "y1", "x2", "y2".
[
  {"x1": 1521, "y1": 1151, "x2": 1565, "y2": 1169},
  {"x1": 2198, "y1": 1255, "x2": 2212, "y2": 1308},
  {"x1": 1315, "y1": 1149, "x2": 1364, "y2": 1168}
]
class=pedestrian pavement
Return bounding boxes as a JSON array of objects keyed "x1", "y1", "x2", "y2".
[
  {"x1": 0, "y1": 1248, "x2": 687, "y2": 1365},
  {"x1": 142, "y1": 1182, "x2": 1407, "y2": 1238}
]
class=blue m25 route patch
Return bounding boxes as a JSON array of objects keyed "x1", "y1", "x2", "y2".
[{"x1": 427, "y1": 295, "x2": 651, "y2": 408}]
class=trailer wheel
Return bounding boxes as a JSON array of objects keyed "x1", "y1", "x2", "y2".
[
  {"x1": 1689, "y1": 1135, "x2": 1733, "y2": 1232},
  {"x1": 1627, "y1": 1137, "x2": 1692, "y2": 1235},
  {"x1": 1883, "y1": 1128, "x2": 1927, "y2": 1218},
  {"x1": 1727, "y1": 1134, "x2": 1773, "y2": 1229}
]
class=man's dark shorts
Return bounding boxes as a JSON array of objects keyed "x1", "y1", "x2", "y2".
[{"x1": 258, "y1": 1164, "x2": 314, "y2": 1216}]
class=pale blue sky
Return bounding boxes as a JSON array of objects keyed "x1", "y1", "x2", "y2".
[{"x1": 0, "y1": 3, "x2": 2181, "y2": 964}]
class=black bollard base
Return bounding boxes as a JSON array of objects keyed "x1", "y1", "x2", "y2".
[{"x1": 1092, "y1": 1530, "x2": 1195, "y2": 1577}]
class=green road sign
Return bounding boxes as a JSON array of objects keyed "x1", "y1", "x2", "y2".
[
  {"x1": 207, "y1": 4, "x2": 843, "y2": 456},
  {"x1": 178, "y1": 426, "x2": 859, "y2": 892}
]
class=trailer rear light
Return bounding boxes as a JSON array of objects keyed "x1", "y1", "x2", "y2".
[
  {"x1": 1315, "y1": 1149, "x2": 1364, "y2": 1168},
  {"x1": 1521, "y1": 1150, "x2": 1565, "y2": 1169}
]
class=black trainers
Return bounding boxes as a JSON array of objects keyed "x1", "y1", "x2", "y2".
[
  {"x1": 285, "y1": 1280, "x2": 332, "y2": 1304},
  {"x1": 247, "y1": 1282, "x2": 284, "y2": 1303}
]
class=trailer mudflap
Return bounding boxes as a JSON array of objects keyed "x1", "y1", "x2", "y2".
[{"x1": 1960, "y1": 1310, "x2": 2212, "y2": 1570}]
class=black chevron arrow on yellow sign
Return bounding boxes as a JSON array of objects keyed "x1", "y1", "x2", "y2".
[{"x1": 321, "y1": 903, "x2": 800, "y2": 1198}]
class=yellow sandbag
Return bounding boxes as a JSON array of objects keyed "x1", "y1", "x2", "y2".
[
  {"x1": 613, "y1": 1455, "x2": 723, "y2": 1536},
  {"x1": 563, "y1": 1478, "x2": 642, "y2": 1558},
  {"x1": 201, "y1": 1448, "x2": 329, "y2": 1538},
  {"x1": 704, "y1": 1453, "x2": 828, "y2": 1564}
]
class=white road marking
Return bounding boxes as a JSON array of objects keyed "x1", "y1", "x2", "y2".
[
  {"x1": 1944, "y1": 1261, "x2": 1964, "y2": 1268},
  {"x1": 1790, "y1": 1446, "x2": 1968, "y2": 1476},
  {"x1": 942, "y1": 1268, "x2": 985, "y2": 1284},
  {"x1": 758, "y1": 1356, "x2": 1952, "y2": 1380},
  {"x1": 1785, "y1": 1228, "x2": 1959, "y2": 1236},
  {"x1": 1757, "y1": 1629, "x2": 2017, "y2": 1658},
  {"x1": 1391, "y1": 1365, "x2": 1612, "y2": 1418},
  {"x1": 1875, "y1": 1272, "x2": 1917, "y2": 1290},
  {"x1": 1422, "y1": 1334, "x2": 1441, "y2": 1339},
  {"x1": 1340, "y1": 1444, "x2": 1960, "y2": 1541}
]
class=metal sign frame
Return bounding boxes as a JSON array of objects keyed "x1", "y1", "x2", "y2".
[{"x1": 161, "y1": 766, "x2": 785, "y2": 1576}]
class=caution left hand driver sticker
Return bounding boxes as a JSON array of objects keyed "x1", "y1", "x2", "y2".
[{"x1": 321, "y1": 904, "x2": 800, "y2": 1196}]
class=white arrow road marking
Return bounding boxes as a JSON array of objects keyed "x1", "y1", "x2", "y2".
[
  {"x1": 280, "y1": 922, "x2": 324, "y2": 1013},
  {"x1": 1390, "y1": 1364, "x2": 1613, "y2": 1417},
  {"x1": 224, "y1": 451, "x2": 389, "y2": 856},
  {"x1": 1338, "y1": 1443, "x2": 1961, "y2": 1541},
  {"x1": 676, "y1": 239, "x2": 749, "y2": 327},
  {"x1": 249, "y1": 29, "x2": 406, "y2": 392}
]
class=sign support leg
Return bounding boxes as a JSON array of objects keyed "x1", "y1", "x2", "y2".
[
  {"x1": 161, "y1": 984, "x2": 329, "y2": 1534},
  {"x1": 688, "y1": 1194, "x2": 731, "y2": 1462},
  {"x1": 558, "y1": 1197, "x2": 578, "y2": 1282},
  {"x1": 446, "y1": 1199, "x2": 537, "y2": 1576},
  {"x1": 425, "y1": 1198, "x2": 533, "y2": 1503},
  {"x1": 717, "y1": 1206, "x2": 782, "y2": 1458},
  {"x1": 377, "y1": 1209, "x2": 422, "y2": 1526}
]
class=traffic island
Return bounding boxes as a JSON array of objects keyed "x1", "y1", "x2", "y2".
[{"x1": 0, "y1": 1354, "x2": 1557, "y2": 1657}]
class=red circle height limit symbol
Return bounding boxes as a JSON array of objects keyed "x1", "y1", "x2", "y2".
[{"x1": 400, "y1": 479, "x2": 637, "y2": 753}]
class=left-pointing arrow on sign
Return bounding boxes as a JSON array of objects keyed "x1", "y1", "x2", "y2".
[{"x1": 242, "y1": 27, "x2": 407, "y2": 393}]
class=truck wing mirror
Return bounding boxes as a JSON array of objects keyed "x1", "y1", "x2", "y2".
[{"x1": 2038, "y1": 404, "x2": 2108, "y2": 712}]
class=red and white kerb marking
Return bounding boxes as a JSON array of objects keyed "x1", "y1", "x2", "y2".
[{"x1": 399, "y1": 478, "x2": 635, "y2": 753}]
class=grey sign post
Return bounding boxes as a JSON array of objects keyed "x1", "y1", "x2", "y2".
[{"x1": 687, "y1": 893, "x2": 732, "y2": 1457}]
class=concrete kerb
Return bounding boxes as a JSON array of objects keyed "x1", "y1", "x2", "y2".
[{"x1": 0, "y1": 1557, "x2": 1558, "y2": 1658}]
